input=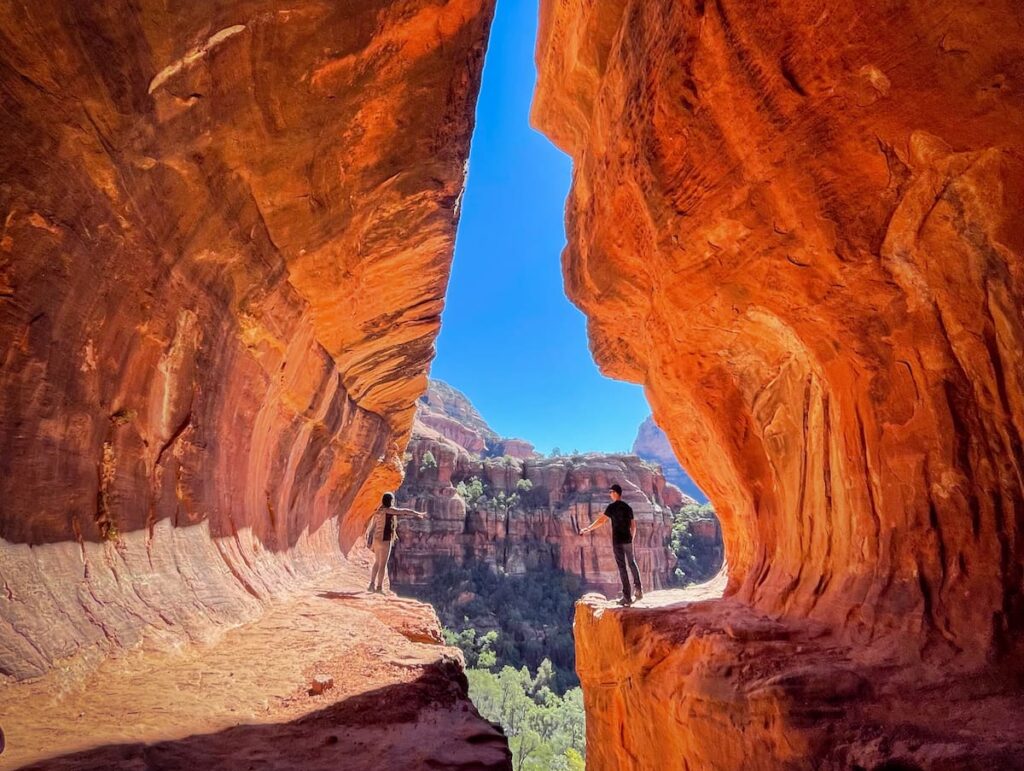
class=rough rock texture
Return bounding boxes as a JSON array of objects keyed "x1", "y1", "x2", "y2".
[
  {"x1": 0, "y1": 562, "x2": 511, "y2": 770},
  {"x1": 391, "y1": 381, "x2": 683, "y2": 596},
  {"x1": 633, "y1": 415, "x2": 706, "y2": 502},
  {"x1": 576, "y1": 584, "x2": 1022, "y2": 771},
  {"x1": 0, "y1": 0, "x2": 494, "y2": 681},
  {"x1": 534, "y1": 0, "x2": 1024, "y2": 766}
]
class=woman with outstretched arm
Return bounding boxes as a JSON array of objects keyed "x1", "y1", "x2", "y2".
[{"x1": 364, "y1": 492, "x2": 426, "y2": 594}]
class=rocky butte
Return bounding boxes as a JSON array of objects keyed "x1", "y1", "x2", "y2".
[
  {"x1": 0, "y1": 1, "x2": 512, "y2": 767},
  {"x1": 534, "y1": 0, "x2": 1024, "y2": 768},
  {"x1": 633, "y1": 415, "x2": 707, "y2": 503},
  {"x1": 391, "y1": 379, "x2": 691, "y2": 596}
]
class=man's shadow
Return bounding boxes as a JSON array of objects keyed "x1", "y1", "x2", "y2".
[{"x1": 316, "y1": 590, "x2": 368, "y2": 600}]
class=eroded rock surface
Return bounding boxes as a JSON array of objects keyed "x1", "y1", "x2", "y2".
[
  {"x1": 0, "y1": 0, "x2": 493, "y2": 682},
  {"x1": 0, "y1": 561, "x2": 511, "y2": 770},
  {"x1": 576, "y1": 586, "x2": 1021, "y2": 771},
  {"x1": 534, "y1": 0, "x2": 1024, "y2": 767},
  {"x1": 392, "y1": 380, "x2": 684, "y2": 596}
]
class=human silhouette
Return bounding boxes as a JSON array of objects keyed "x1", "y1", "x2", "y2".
[{"x1": 580, "y1": 484, "x2": 643, "y2": 606}]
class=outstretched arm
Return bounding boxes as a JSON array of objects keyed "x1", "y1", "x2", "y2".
[
  {"x1": 393, "y1": 506, "x2": 427, "y2": 519},
  {"x1": 580, "y1": 514, "x2": 609, "y2": 535}
]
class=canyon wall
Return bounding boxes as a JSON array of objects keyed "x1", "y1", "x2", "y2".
[
  {"x1": 391, "y1": 381, "x2": 684, "y2": 596},
  {"x1": 0, "y1": 0, "x2": 494, "y2": 680},
  {"x1": 534, "y1": 0, "x2": 1024, "y2": 767}
]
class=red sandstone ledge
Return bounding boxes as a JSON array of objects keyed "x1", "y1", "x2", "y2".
[{"x1": 574, "y1": 577, "x2": 1023, "y2": 770}]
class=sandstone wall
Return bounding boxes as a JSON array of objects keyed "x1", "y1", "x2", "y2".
[
  {"x1": 534, "y1": 0, "x2": 1024, "y2": 766},
  {"x1": 535, "y1": 0, "x2": 1023, "y2": 663},
  {"x1": 0, "y1": 0, "x2": 494, "y2": 679}
]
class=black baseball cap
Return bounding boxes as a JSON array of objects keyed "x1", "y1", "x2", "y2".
[{"x1": 609, "y1": 484, "x2": 622, "y2": 494}]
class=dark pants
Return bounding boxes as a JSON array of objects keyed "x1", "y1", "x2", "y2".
[{"x1": 613, "y1": 542, "x2": 642, "y2": 600}]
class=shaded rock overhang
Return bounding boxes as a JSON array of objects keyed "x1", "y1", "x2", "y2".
[{"x1": 0, "y1": 0, "x2": 496, "y2": 678}]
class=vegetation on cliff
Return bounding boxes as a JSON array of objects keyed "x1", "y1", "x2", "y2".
[
  {"x1": 465, "y1": 662, "x2": 586, "y2": 771},
  {"x1": 412, "y1": 560, "x2": 581, "y2": 691},
  {"x1": 403, "y1": 435, "x2": 722, "y2": 694},
  {"x1": 445, "y1": 625, "x2": 585, "y2": 769},
  {"x1": 669, "y1": 502, "x2": 724, "y2": 585}
]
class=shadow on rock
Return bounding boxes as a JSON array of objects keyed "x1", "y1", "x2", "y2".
[
  {"x1": 315, "y1": 590, "x2": 369, "y2": 600},
  {"x1": 21, "y1": 664, "x2": 511, "y2": 771}
]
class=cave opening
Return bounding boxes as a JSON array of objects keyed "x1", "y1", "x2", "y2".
[
  {"x1": 3, "y1": 0, "x2": 1023, "y2": 767},
  {"x1": 384, "y1": 3, "x2": 724, "y2": 765}
]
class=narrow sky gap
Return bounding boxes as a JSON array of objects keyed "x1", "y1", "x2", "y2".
[{"x1": 432, "y1": 0, "x2": 651, "y2": 455}]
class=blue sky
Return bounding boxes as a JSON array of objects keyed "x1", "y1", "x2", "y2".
[{"x1": 430, "y1": 0, "x2": 651, "y2": 454}]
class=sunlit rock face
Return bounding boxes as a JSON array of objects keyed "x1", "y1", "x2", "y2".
[
  {"x1": 393, "y1": 381, "x2": 683, "y2": 595},
  {"x1": 0, "y1": 0, "x2": 494, "y2": 679},
  {"x1": 534, "y1": 0, "x2": 1024, "y2": 766}
]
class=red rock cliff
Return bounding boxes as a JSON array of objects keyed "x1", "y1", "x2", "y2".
[
  {"x1": 534, "y1": 0, "x2": 1024, "y2": 767},
  {"x1": 0, "y1": 0, "x2": 494, "y2": 680},
  {"x1": 391, "y1": 381, "x2": 684, "y2": 596}
]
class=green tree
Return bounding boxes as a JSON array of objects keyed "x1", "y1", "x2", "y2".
[
  {"x1": 532, "y1": 658, "x2": 555, "y2": 695},
  {"x1": 669, "y1": 502, "x2": 723, "y2": 584},
  {"x1": 564, "y1": 748, "x2": 585, "y2": 771},
  {"x1": 466, "y1": 662, "x2": 587, "y2": 770},
  {"x1": 456, "y1": 476, "x2": 486, "y2": 508},
  {"x1": 444, "y1": 626, "x2": 499, "y2": 669},
  {"x1": 495, "y1": 491, "x2": 520, "y2": 514},
  {"x1": 419, "y1": 450, "x2": 438, "y2": 472},
  {"x1": 406, "y1": 560, "x2": 585, "y2": 692},
  {"x1": 443, "y1": 627, "x2": 479, "y2": 666},
  {"x1": 478, "y1": 646, "x2": 497, "y2": 669}
]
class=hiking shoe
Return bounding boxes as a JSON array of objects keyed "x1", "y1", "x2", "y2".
[
  {"x1": 635, "y1": 589, "x2": 644, "y2": 601},
  {"x1": 615, "y1": 596, "x2": 633, "y2": 607}
]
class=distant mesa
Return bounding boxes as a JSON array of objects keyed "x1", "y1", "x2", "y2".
[{"x1": 632, "y1": 416, "x2": 707, "y2": 503}]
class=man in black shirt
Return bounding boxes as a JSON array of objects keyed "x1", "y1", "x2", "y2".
[{"x1": 580, "y1": 484, "x2": 644, "y2": 606}]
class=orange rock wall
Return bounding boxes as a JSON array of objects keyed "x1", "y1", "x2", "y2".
[
  {"x1": 534, "y1": 0, "x2": 1023, "y2": 658},
  {"x1": 0, "y1": 0, "x2": 494, "y2": 679},
  {"x1": 534, "y1": 0, "x2": 1024, "y2": 766}
]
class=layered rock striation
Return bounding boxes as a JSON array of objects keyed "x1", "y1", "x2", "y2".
[
  {"x1": 534, "y1": 0, "x2": 1024, "y2": 766},
  {"x1": 391, "y1": 381, "x2": 684, "y2": 596},
  {"x1": 0, "y1": 0, "x2": 494, "y2": 680}
]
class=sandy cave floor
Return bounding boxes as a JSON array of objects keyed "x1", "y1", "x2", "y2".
[{"x1": 0, "y1": 561, "x2": 509, "y2": 771}]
